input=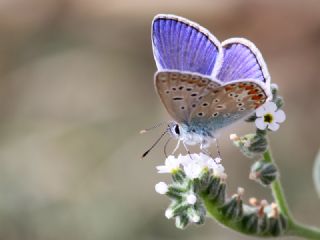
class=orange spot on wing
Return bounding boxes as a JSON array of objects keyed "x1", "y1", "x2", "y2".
[
  {"x1": 251, "y1": 95, "x2": 263, "y2": 100},
  {"x1": 225, "y1": 86, "x2": 233, "y2": 91},
  {"x1": 245, "y1": 86, "x2": 254, "y2": 90},
  {"x1": 248, "y1": 89, "x2": 259, "y2": 95}
]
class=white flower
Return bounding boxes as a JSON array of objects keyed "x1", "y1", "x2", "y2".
[
  {"x1": 183, "y1": 161, "x2": 203, "y2": 179},
  {"x1": 178, "y1": 153, "x2": 225, "y2": 179},
  {"x1": 186, "y1": 193, "x2": 197, "y2": 205},
  {"x1": 255, "y1": 102, "x2": 286, "y2": 131},
  {"x1": 212, "y1": 164, "x2": 225, "y2": 177},
  {"x1": 207, "y1": 157, "x2": 225, "y2": 177},
  {"x1": 155, "y1": 182, "x2": 168, "y2": 194},
  {"x1": 181, "y1": 153, "x2": 209, "y2": 179},
  {"x1": 156, "y1": 155, "x2": 181, "y2": 174}
]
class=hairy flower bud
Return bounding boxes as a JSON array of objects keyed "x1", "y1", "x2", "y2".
[
  {"x1": 175, "y1": 214, "x2": 189, "y2": 229},
  {"x1": 250, "y1": 161, "x2": 278, "y2": 186},
  {"x1": 231, "y1": 133, "x2": 268, "y2": 158},
  {"x1": 172, "y1": 169, "x2": 186, "y2": 183},
  {"x1": 207, "y1": 175, "x2": 226, "y2": 204},
  {"x1": 219, "y1": 188, "x2": 244, "y2": 220}
]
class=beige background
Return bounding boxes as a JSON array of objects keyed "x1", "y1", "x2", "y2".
[{"x1": 0, "y1": 0, "x2": 319, "y2": 239}]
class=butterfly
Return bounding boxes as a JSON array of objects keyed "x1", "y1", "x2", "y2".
[{"x1": 142, "y1": 14, "x2": 272, "y2": 158}]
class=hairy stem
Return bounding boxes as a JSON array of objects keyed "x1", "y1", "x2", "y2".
[
  {"x1": 262, "y1": 150, "x2": 292, "y2": 221},
  {"x1": 263, "y1": 148, "x2": 320, "y2": 239}
]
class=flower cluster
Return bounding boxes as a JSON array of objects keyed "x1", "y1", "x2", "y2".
[
  {"x1": 155, "y1": 153, "x2": 287, "y2": 235},
  {"x1": 155, "y1": 154, "x2": 225, "y2": 229},
  {"x1": 156, "y1": 153, "x2": 224, "y2": 179}
]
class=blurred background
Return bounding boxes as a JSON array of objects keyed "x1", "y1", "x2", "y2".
[{"x1": 0, "y1": 0, "x2": 319, "y2": 239}]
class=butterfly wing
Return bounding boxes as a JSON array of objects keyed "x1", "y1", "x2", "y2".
[
  {"x1": 217, "y1": 38, "x2": 270, "y2": 85},
  {"x1": 189, "y1": 80, "x2": 268, "y2": 132},
  {"x1": 155, "y1": 71, "x2": 221, "y2": 123},
  {"x1": 152, "y1": 14, "x2": 223, "y2": 76}
]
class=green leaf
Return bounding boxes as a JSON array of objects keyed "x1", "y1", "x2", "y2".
[{"x1": 313, "y1": 149, "x2": 320, "y2": 198}]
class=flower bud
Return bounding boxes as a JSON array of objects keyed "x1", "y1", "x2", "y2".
[
  {"x1": 187, "y1": 207, "x2": 201, "y2": 223},
  {"x1": 166, "y1": 185, "x2": 185, "y2": 200},
  {"x1": 167, "y1": 202, "x2": 190, "y2": 218},
  {"x1": 207, "y1": 176, "x2": 221, "y2": 198},
  {"x1": 268, "y1": 203, "x2": 288, "y2": 236},
  {"x1": 247, "y1": 134, "x2": 268, "y2": 155},
  {"x1": 231, "y1": 133, "x2": 268, "y2": 158},
  {"x1": 198, "y1": 169, "x2": 211, "y2": 191},
  {"x1": 155, "y1": 182, "x2": 168, "y2": 195},
  {"x1": 219, "y1": 188, "x2": 244, "y2": 220},
  {"x1": 242, "y1": 212, "x2": 269, "y2": 234},
  {"x1": 165, "y1": 208, "x2": 174, "y2": 219},
  {"x1": 172, "y1": 169, "x2": 186, "y2": 183},
  {"x1": 216, "y1": 182, "x2": 227, "y2": 205},
  {"x1": 242, "y1": 199, "x2": 270, "y2": 234},
  {"x1": 207, "y1": 175, "x2": 226, "y2": 204},
  {"x1": 250, "y1": 161, "x2": 278, "y2": 186},
  {"x1": 269, "y1": 214, "x2": 288, "y2": 236},
  {"x1": 242, "y1": 212, "x2": 260, "y2": 233},
  {"x1": 271, "y1": 83, "x2": 279, "y2": 97},
  {"x1": 175, "y1": 214, "x2": 189, "y2": 229},
  {"x1": 193, "y1": 204, "x2": 206, "y2": 225}
]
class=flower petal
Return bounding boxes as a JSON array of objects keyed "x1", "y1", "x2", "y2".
[
  {"x1": 264, "y1": 102, "x2": 277, "y2": 112},
  {"x1": 255, "y1": 117, "x2": 268, "y2": 130},
  {"x1": 156, "y1": 166, "x2": 169, "y2": 173},
  {"x1": 256, "y1": 106, "x2": 266, "y2": 117},
  {"x1": 268, "y1": 122, "x2": 280, "y2": 131},
  {"x1": 184, "y1": 163, "x2": 202, "y2": 179},
  {"x1": 275, "y1": 110, "x2": 286, "y2": 123}
]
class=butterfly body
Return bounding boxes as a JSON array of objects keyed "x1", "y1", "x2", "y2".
[{"x1": 151, "y1": 14, "x2": 272, "y2": 148}]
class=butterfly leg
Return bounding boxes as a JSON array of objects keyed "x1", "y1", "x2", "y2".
[
  {"x1": 172, "y1": 139, "x2": 181, "y2": 155},
  {"x1": 182, "y1": 141, "x2": 193, "y2": 160},
  {"x1": 214, "y1": 138, "x2": 222, "y2": 158},
  {"x1": 200, "y1": 140, "x2": 214, "y2": 158}
]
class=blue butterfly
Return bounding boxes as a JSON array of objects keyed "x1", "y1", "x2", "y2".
[{"x1": 143, "y1": 14, "x2": 271, "y2": 157}]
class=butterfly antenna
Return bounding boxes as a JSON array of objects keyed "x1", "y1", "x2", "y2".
[
  {"x1": 141, "y1": 129, "x2": 168, "y2": 159},
  {"x1": 140, "y1": 122, "x2": 165, "y2": 134}
]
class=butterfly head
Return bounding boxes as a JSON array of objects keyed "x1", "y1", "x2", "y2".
[
  {"x1": 168, "y1": 122, "x2": 181, "y2": 139},
  {"x1": 168, "y1": 121, "x2": 212, "y2": 147}
]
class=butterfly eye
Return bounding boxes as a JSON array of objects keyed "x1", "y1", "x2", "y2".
[{"x1": 174, "y1": 124, "x2": 180, "y2": 135}]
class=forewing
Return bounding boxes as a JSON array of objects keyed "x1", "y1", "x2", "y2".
[
  {"x1": 189, "y1": 80, "x2": 268, "y2": 130},
  {"x1": 155, "y1": 71, "x2": 221, "y2": 123},
  {"x1": 217, "y1": 38, "x2": 270, "y2": 84},
  {"x1": 152, "y1": 14, "x2": 222, "y2": 75}
]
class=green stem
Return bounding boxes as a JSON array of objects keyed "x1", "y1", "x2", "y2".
[
  {"x1": 263, "y1": 150, "x2": 292, "y2": 220},
  {"x1": 201, "y1": 147, "x2": 320, "y2": 239},
  {"x1": 289, "y1": 222, "x2": 320, "y2": 239},
  {"x1": 262, "y1": 149, "x2": 320, "y2": 239}
]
